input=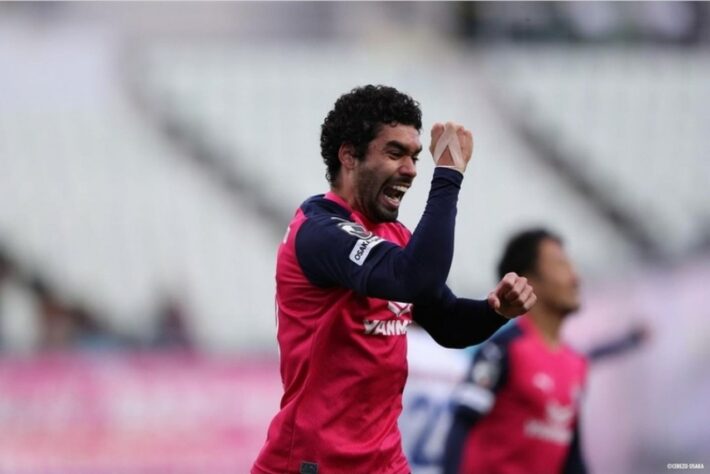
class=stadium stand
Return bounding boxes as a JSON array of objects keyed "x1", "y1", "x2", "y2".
[
  {"x1": 480, "y1": 45, "x2": 710, "y2": 258},
  {"x1": 133, "y1": 41, "x2": 644, "y2": 297},
  {"x1": 0, "y1": 23, "x2": 278, "y2": 351},
  {"x1": 2, "y1": 15, "x2": 708, "y2": 347}
]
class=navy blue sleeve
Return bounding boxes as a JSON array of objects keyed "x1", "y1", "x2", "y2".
[
  {"x1": 586, "y1": 326, "x2": 647, "y2": 363},
  {"x1": 443, "y1": 337, "x2": 511, "y2": 474},
  {"x1": 412, "y1": 286, "x2": 508, "y2": 349},
  {"x1": 296, "y1": 167, "x2": 462, "y2": 302},
  {"x1": 452, "y1": 337, "x2": 510, "y2": 420}
]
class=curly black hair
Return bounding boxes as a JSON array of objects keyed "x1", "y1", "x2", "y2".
[{"x1": 320, "y1": 85, "x2": 422, "y2": 185}]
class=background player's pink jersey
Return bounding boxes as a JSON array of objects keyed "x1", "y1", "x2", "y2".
[
  {"x1": 447, "y1": 317, "x2": 587, "y2": 474},
  {"x1": 252, "y1": 191, "x2": 414, "y2": 474}
]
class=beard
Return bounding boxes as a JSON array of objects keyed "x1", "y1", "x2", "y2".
[
  {"x1": 353, "y1": 165, "x2": 413, "y2": 223},
  {"x1": 355, "y1": 166, "x2": 397, "y2": 222}
]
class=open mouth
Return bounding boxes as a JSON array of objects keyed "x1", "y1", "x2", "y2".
[{"x1": 381, "y1": 184, "x2": 410, "y2": 208}]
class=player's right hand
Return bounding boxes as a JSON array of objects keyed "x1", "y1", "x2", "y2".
[
  {"x1": 487, "y1": 272, "x2": 537, "y2": 319},
  {"x1": 429, "y1": 121, "x2": 473, "y2": 173}
]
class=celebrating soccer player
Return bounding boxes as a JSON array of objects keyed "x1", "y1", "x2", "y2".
[{"x1": 251, "y1": 85, "x2": 536, "y2": 474}]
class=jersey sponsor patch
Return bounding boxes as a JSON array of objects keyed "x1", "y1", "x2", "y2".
[
  {"x1": 349, "y1": 236, "x2": 383, "y2": 266},
  {"x1": 524, "y1": 400, "x2": 574, "y2": 445},
  {"x1": 472, "y1": 359, "x2": 500, "y2": 389},
  {"x1": 452, "y1": 383, "x2": 496, "y2": 413},
  {"x1": 471, "y1": 342, "x2": 503, "y2": 388},
  {"x1": 364, "y1": 319, "x2": 412, "y2": 336},
  {"x1": 331, "y1": 217, "x2": 373, "y2": 239}
]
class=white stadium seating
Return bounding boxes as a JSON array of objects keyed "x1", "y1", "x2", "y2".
[{"x1": 1, "y1": 20, "x2": 708, "y2": 349}]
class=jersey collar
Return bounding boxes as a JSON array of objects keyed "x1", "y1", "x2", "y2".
[
  {"x1": 324, "y1": 191, "x2": 381, "y2": 229},
  {"x1": 324, "y1": 191, "x2": 352, "y2": 214}
]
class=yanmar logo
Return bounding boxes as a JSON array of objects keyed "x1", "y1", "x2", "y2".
[
  {"x1": 363, "y1": 319, "x2": 412, "y2": 336},
  {"x1": 524, "y1": 400, "x2": 574, "y2": 445}
]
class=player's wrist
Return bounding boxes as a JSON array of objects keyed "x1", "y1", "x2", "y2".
[
  {"x1": 432, "y1": 166, "x2": 464, "y2": 183},
  {"x1": 486, "y1": 299, "x2": 510, "y2": 320},
  {"x1": 435, "y1": 165, "x2": 464, "y2": 176}
]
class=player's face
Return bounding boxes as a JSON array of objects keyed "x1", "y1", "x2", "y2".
[
  {"x1": 353, "y1": 124, "x2": 421, "y2": 223},
  {"x1": 531, "y1": 239, "x2": 581, "y2": 316}
]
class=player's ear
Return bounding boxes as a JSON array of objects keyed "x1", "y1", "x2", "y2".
[{"x1": 338, "y1": 143, "x2": 357, "y2": 171}]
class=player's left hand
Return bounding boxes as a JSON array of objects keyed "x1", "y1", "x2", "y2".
[{"x1": 487, "y1": 272, "x2": 536, "y2": 319}]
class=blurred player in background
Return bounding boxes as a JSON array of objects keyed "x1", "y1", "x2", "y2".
[
  {"x1": 251, "y1": 85, "x2": 536, "y2": 474},
  {"x1": 443, "y1": 228, "x2": 648, "y2": 474}
]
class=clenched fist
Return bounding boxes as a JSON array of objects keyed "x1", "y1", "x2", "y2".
[
  {"x1": 429, "y1": 122, "x2": 474, "y2": 173},
  {"x1": 487, "y1": 272, "x2": 537, "y2": 319}
]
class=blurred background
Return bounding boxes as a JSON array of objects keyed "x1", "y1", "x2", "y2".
[{"x1": 0, "y1": 2, "x2": 708, "y2": 472}]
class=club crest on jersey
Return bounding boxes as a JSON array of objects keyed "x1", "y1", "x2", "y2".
[
  {"x1": 532, "y1": 372, "x2": 555, "y2": 393},
  {"x1": 387, "y1": 301, "x2": 412, "y2": 317},
  {"x1": 363, "y1": 319, "x2": 412, "y2": 336}
]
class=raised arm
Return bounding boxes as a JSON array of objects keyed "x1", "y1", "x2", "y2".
[{"x1": 297, "y1": 123, "x2": 474, "y2": 302}]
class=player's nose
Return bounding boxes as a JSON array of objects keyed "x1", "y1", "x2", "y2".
[{"x1": 399, "y1": 156, "x2": 417, "y2": 178}]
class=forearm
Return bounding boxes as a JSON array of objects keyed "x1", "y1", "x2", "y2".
[
  {"x1": 365, "y1": 167, "x2": 462, "y2": 301},
  {"x1": 413, "y1": 289, "x2": 507, "y2": 348}
]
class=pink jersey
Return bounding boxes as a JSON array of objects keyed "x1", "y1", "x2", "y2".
[
  {"x1": 252, "y1": 191, "x2": 414, "y2": 474},
  {"x1": 446, "y1": 317, "x2": 588, "y2": 474}
]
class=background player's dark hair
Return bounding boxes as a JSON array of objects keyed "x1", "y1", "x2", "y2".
[
  {"x1": 0, "y1": 243, "x2": 12, "y2": 280},
  {"x1": 320, "y1": 85, "x2": 422, "y2": 185},
  {"x1": 497, "y1": 228, "x2": 563, "y2": 280}
]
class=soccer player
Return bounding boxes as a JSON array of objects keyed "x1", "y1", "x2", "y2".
[
  {"x1": 443, "y1": 228, "x2": 647, "y2": 474},
  {"x1": 251, "y1": 85, "x2": 536, "y2": 474}
]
